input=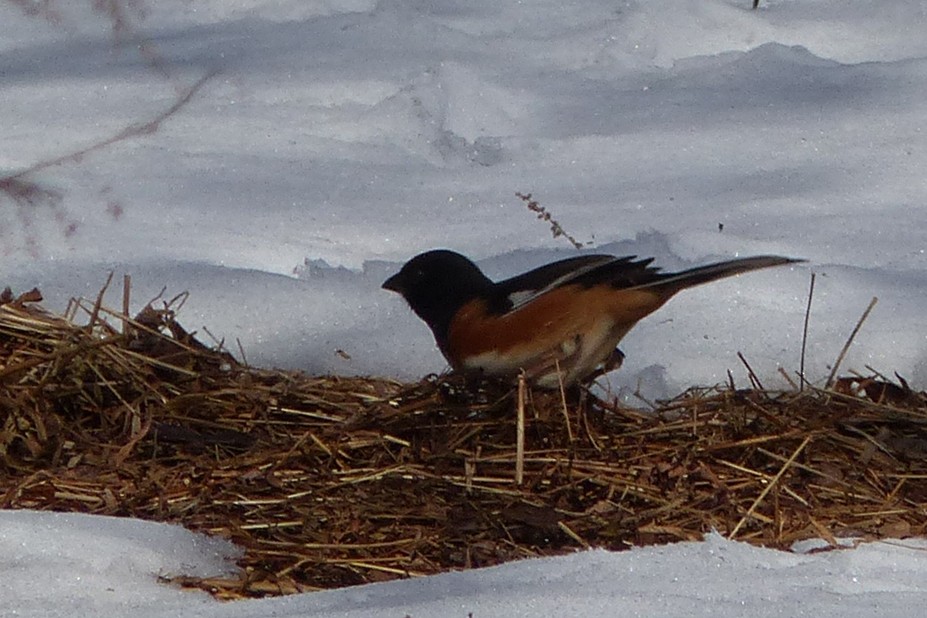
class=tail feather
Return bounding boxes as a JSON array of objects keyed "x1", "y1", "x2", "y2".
[{"x1": 650, "y1": 255, "x2": 803, "y2": 294}]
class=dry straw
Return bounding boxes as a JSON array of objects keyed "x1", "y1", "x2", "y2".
[{"x1": 1, "y1": 283, "x2": 925, "y2": 599}]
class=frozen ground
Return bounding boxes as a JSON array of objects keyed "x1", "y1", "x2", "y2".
[{"x1": 2, "y1": 0, "x2": 927, "y2": 616}]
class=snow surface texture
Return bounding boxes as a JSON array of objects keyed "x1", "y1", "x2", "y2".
[
  {"x1": 0, "y1": 510, "x2": 238, "y2": 616},
  {"x1": 2, "y1": 1, "x2": 927, "y2": 616},
  {"x1": 1, "y1": 0, "x2": 925, "y2": 401},
  {"x1": 4, "y1": 510, "x2": 927, "y2": 618}
]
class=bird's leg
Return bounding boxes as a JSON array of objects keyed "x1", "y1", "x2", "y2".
[
  {"x1": 579, "y1": 347, "x2": 626, "y2": 384},
  {"x1": 574, "y1": 347, "x2": 628, "y2": 410},
  {"x1": 587, "y1": 347, "x2": 625, "y2": 382},
  {"x1": 602, "y1": 347, "x2": 625, "y2": 372}
]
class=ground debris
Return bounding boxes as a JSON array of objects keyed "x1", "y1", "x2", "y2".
[{"x1": 2, "y1": 288, "x2": 926, "y2": 599}]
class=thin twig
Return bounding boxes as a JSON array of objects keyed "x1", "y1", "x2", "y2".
[
  {"x1": 516, "y1": 372, "x2": 526, "y2": 486},
  {"x1": 737, "y1": 351, "x2": 764, "y2": 390},
  {"x1": 122, "y1": 274, "x2": 131, "y2": 336},
  {"x1": 3, "y1": 71, "x2": 217, "y2": 183},
  {"x1": 555, "y1": 361, "x2": 574, "y2": 444},
  {"x1": 729, "y1": 436, "x2": 812, "y2": 539},
  {"x1": 557, "y1": 521, "x2": 590, "y2": 548},
  {"x1": 86, "y1": 271, "x2": 115, "y2": 330},
  {"x1": 826, "y1": 297, "x2": 878, "y2": 388},
  {"x1": 515, "y1": 192, "x2": 585, "y2": 250},
  {"x1": 778, "y1": 367, "x2": 798, "y2": 390},
  {"x1": 800, "y1": 273, "x2": 815, "y2": 390}
]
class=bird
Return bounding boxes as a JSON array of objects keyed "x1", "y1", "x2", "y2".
[{"x1": 382, "y1": 249, "x2": 802, "y2": 389}]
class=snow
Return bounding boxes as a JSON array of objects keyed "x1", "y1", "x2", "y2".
[
  {"x1": 5, "y1": 509, "x2": 927, "y2": 618},
  {"x1": 0, "y1": 511, "x2": 236, "y2": 616},
  {"x1": 4, "y1": 0, "x2": 927, "y2": 399},
  {"x1": 2, "y1": 0, "x2": 927, "y2": 616}
]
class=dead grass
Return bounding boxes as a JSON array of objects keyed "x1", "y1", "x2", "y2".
[{"x1": 1, "y1": 285, "x2": 925, "y2": 599}]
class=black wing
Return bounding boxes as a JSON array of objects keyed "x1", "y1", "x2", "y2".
[
  {"x1": 488, "y1": 254, "x2": 662, "y2": 314},
  {"x1": 486, "y1": 252, "x2": 801, "y2": 317}
]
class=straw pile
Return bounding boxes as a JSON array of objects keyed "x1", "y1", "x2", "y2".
[{"x1": 1, "y1": 283, "x2": 926, "y2": 599}]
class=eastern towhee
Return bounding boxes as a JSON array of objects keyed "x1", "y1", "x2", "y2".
[{"x1": 383, "y1": 249, "x2": 802, "y2": 388}]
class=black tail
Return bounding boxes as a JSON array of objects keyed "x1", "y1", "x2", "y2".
[{"x1": 651, "y1": 255, "x2": 803, "y2": 294}]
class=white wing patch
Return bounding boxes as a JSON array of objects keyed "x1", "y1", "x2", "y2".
[
  {"x1": 506, "y1": 289, "x2": 536, "y2": 308},
  {"x1": 505, "y1": 256, "x2": 620, "y2": 311}
]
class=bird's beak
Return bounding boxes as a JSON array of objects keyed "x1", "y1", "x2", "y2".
[{"x1": 382, "y1": 273, "x2": 403, "y2": 293}]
